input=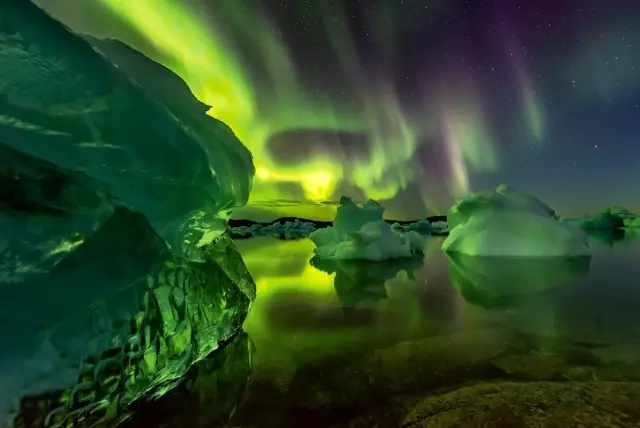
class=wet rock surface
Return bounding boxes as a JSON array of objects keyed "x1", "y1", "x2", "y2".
[
  {"x1": 230, "y1": 330, "x2": 640, "y2": 427},
  {"x1": 401, "y1": 381, "x2": 640, "y2": 428}
]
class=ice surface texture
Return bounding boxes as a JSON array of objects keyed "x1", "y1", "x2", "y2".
[
  {"x1": 0, "y1": 1, "x2": 255, "y2": 425},
  {"x1": 0, "y1": 1, "x2": 254, "y2": 259},
  {"x1": 0, "y1": 144, "x2": 114, "y2": 283},
  {"x1": 442, "y1": 185, "x2": 590, "y2": 257},
  {"x1": 309, "y1": 196, "x2": 425, "y2": 260},
  {"x1": 1, "y1": 210, "x2": 254, "y2": 426}
]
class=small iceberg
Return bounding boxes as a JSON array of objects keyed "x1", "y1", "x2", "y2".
[{"x1": 309, "y1": 197, "x2": 426, "y2": 261}]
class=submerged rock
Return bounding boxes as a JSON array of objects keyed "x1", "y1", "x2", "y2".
[
  {"x1": 231, "y1": 320, "x2": 640, "y2": 428},
  {"x1": 401, "y1": 382, "x2": 640, "y2": 427}
]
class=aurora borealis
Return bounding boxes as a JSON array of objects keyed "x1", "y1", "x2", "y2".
[{"x1": 35, "y1": 0, "x2": 640, "y2": 220}]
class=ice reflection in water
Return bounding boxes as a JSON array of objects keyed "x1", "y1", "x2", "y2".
[
  {"x1": 446, "y1": 253, "x2": 592, "y2": 310},
  {"x1": 228, "y1": 232, "x2": 640, "y2": 427},
  {"x1": 64, "y1": 231, "x2": 640, "y2": 427},
  {"x1": 239, "y1": 233, "x2": 640, "y2": 364},
  {"x1": 240, "y1": 237, "x2": 458, "y2": 372}
]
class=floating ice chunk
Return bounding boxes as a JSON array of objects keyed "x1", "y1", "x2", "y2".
[
  {"x1": 561, "y1": 206, "x2": 640, "y2": 230},
  {"x1": 443, "y1": 185, "x2": 589, "y2": 257},
  {"x1": 607, "y1": 206, "x2": 640, "y2": 228},
  {"x1": 310, "y1": 197, "x2": 425, "y2": 260},
  {"x1": 430, "y1": 221, "x2": 449, "y2": 235}
]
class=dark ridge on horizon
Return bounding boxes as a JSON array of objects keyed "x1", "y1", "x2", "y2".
[{"x1": 228, "y1": 215, "x2": 447, "y2": 229}]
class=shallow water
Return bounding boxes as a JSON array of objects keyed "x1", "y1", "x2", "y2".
[
  {"x1": 239, "y1": 235, "x2": 640, "y2": 365},
  {"x1": 125, "y1": 234, "x2": 640, "y2": 427}
]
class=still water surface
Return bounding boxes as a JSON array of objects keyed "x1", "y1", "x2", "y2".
[
  {"x1": 240, "y1": 235, "x2": 640, "y2": 368},
  {"x1": 129, "y1": 234, "x2": 640, "y2": 427},
  {"x1": 234, "y1": 235, "x2": 640, "y2": 425}
]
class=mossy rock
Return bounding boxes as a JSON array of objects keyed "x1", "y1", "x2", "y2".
[{"x1": 402, "y1": 381, "x2": 640, "y2": 427}]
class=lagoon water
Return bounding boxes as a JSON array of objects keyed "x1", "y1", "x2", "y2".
[
  {"x1": 126, "y1": 234, "x2": 640, "y2": 427},
  {"x1": 239, "y1": 234, "x2": 640, "y2": 365}
]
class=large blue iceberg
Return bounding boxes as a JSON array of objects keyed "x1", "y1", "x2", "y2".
[{"x1": 0, "y1": 2, "x2": 255, "y2": 426}]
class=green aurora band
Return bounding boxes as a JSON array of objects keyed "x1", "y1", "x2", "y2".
[{"x1": 65, "y1": 0, "x2": 547, "y2": 218}]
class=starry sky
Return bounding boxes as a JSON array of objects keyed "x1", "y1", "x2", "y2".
[{"x1": 36, "y1": 0, "x2": 640, "y2": 220}]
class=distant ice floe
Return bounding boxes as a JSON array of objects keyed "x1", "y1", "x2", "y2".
[
  {"x1": 428, "y1": 220, "x2": 449, "y2": 235},
  {"x1": 309, "y1": 197, "x2": 426, "y2": 261},
  {"x1": 442, "y1": 184, "x2": 591, "y2": 257},
  {"x1": 229, "y1": 204, "x2": 447, "y2": 241},
  {"x1": 560, "y1": 206, "x2": 640, "y2": 230},
  {"x1": 230, "y1": 218, "x2": 317, "y2": 239}
]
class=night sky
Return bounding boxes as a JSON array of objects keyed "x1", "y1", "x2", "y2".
[{"x1": 36, "y1": 0, "x2": 640, "y2": 220}]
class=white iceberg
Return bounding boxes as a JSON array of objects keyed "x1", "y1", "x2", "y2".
[
  {"x1": 442, "y1": 185, "x2": 590, "y2": 257},
  {"x1": 309, "y1": 197, "x2": 425, "y2": 260}
]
